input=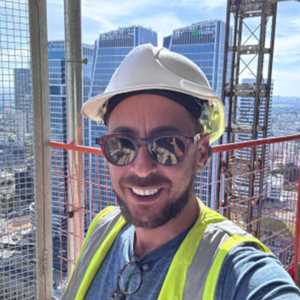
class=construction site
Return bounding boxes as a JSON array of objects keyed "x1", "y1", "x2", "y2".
[{"x1": 0, "y1": 0, "x2": 300, "y2": 299}]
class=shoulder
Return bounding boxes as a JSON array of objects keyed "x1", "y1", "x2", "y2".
[
  {"x1": 217, "y1": 245, "x2": 300, "y2": 300},
  {"x1": 80, "y1": 206, "x2": 121, "y2": 253},
  {"x1": 87, "y1": 206, "x2": 120, "y2": 235}
]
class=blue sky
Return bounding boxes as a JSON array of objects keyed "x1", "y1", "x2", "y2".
[{"x1": 47, "y1": 0, "x2": 300, "y2": 97}]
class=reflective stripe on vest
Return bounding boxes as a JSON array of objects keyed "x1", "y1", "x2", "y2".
[
  {"x1": 62, "y1": 200, "x2": 270, "y2": 300},
  {"x1": 202, "y1": 234, "x2": 270, "y2": 300},
  {"x1": 62, "y1": 207, "x2": 123, "y2": 300}
]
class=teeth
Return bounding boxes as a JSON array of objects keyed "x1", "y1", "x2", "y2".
[{"x1": 131, "y1": 187, "x2": 159, "y2": 196}]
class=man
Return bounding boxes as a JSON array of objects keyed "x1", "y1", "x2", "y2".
[{"x1": 62, "y1": 44, "x2": 300, "y2": 299}]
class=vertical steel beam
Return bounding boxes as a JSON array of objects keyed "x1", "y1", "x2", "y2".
[
  {"x1": 232, "y1": 12, "x2": 243, "y2": 135},
  {"x1": 220, "y1": 0, "x2": 242, "y2": 215},
  {"x1": 225, "y1": 0, "x2": 241, "y2": 145},
  {"x1": 252, "y1": 0, "x2": 267, "y2": 141},
  {"x1": 217, "y1": 0, "x2": 233, "y2": 213},
  {"x1": 64, "y1": 0, "x2": 84, "y2": 273},
  {"x1": 255, "y1": 2, "x2": 278, "y2": 238},
  {"x1": 219, "y1": 0, "x2": 279, "y2": 235},
  {"x1": 263, "y1": 2, "x2": 277, "y2": 140},
  {"x1": 247, "y1": 1, "x2": 268, "y2": 233},
  {"x1": 28, "y1": 0, "x2": 53, "y2": 299}
]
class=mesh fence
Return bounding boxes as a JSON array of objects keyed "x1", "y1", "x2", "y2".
[
  {"x1": 212, "y1": 140, "x2": 300, "y2": 270},
  {"x1": 1, "y1": 1, "x2": 299, "y2": 298},
  {"x1": 49, "y1": 136, "x2": 300, "y2": 297},
  {"x1": 0, "y1": 0, "x2": 36, "y2": 299}
]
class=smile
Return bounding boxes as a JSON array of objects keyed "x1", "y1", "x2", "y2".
[{"x1": 131, "y1": 187, "x2": 160, "y2": 197}]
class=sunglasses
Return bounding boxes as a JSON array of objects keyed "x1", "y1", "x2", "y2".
[
  {"x1": 96, "y1": 133, "x2": 202, "y2": 166},
  {"x1": 111, "y1": 258, "x2": 143, "y2": 299}
]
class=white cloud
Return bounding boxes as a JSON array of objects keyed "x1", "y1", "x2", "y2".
[
  {"x1": 81, "y1": 1, "x2": 187, "y2": 44},
  {"x1": 82, "y1": 0, "x2": 151, "y2": 21},
  {"x1": 194, "y1": 0, "x2": 224, "y2": 9},
  {"x1": 272, "y1": 68, "x2": 300, "y2": 96},
  {"x1": 291, "y1": 18, "x2": 300, "y2": 28},
  {"x1": 273, "y1": 14, "x2": 300, "y2": 66},
  {"x1": 47, "y1": 0, "x2": 63, "y2": 5},
  {"x1": 81, "y1": 0, "x2": 224, "y2": 25},
  {"x1": 82, "y1": 0, "x2": 224, "y2": 16},
  {"x1": 274, "y1": 34, "x2": 300, "y2": 64},
  {"x1": 81, "y1": 0, "x2": 146, "y2": 34},
  {"x1": 168, "y1": 0, "x2": 224, "y2": 9}
]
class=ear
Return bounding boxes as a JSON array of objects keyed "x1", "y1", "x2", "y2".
[{"x1": 195, "y1": 135, "x2": 210, "y2": 171}]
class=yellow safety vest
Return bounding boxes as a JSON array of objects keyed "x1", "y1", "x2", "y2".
[{"x1": 62, "y1": 199, "x2": 270, "y2": 300}]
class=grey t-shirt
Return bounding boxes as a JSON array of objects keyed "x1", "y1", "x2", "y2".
[{"x1": 85, "y1": 224, "x2": 300, "y2": 300}]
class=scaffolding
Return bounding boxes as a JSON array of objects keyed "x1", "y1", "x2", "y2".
[
  {"x1": 221, "y1": 0, "x2": 279, "y2": 238},
  {"x1": 49, "y1": 133, "x2": 300, "y2": 290},
  {"x1": 0, "y1": 0, "x2": 37, "y2": 299},
  {"x1": 0, "y1": 0, "x2": 300, "y2": 299}
]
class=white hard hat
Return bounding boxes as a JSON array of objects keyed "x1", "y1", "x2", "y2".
[{"x1": 81, "y1": 43, "x2": 225, "y2": 143}]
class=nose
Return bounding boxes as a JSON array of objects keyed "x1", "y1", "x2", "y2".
[{"x1": 130, "y1": 145, "x2": 157, "y2": 177}]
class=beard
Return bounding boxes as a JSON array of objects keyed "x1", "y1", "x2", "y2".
[{"x1": 114, "y1": 175, "x2": 194, "y2": 229}]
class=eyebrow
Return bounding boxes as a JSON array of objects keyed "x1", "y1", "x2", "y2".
[
  {"x1": 150, "y1": 126, "x2": 183, "y2": 136},
  {"x1": 110, "y1": 126, "x2": 138, "y2": 135},
  {"x1": 110, "y1": 125, "x2": 183, "y2": 136}
]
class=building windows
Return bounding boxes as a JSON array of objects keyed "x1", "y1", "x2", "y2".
[{"x1": 49, "y1": 85, "x2": 61, "y2": 95}]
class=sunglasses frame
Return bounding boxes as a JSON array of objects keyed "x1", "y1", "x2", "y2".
[{"x1": 96, "y1": 133, "x2": 202, "y2": 167}]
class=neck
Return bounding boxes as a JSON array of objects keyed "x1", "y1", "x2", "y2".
[{"x1": 133, "y1": 197, "x2": 199, "y2": 258}]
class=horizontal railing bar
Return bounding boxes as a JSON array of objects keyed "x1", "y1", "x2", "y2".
[
  {"x1": 48, "y1": 141, "x2": 103, "y2": 155},
  {"x1": 49, "y1": 133, "x2": 300, "y2": 155},
  {"x1": 212, "y1": 133, "x2": 300, "y2": 153}
]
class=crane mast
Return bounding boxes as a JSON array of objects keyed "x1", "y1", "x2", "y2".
[{"x1": 219, "y1": 0, "x2": 278, "y2": 237}]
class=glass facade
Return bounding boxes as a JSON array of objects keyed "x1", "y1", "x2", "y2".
[
  {"x1": 235, "y1": 78, "x2": 272, "y2": 199},
  {"x1": 48, "y1": 41, "x2": 94, "y2": 289},
  {"x1": 85, "y1": 26, "x2": 157, "y2": 220},
  {"x1": 164, "y1": 20, "x2": 226, "y2": 207}
]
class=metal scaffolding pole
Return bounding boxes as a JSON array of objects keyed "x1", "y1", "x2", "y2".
[
  {"x1": 220, "y1": 0, "x2": 278, "y2": 234},
  {"x1": 64, "y1": 0, "x2": 84, "y2": 273},
  {"x1": 28, "y1": 0, "x2": 53, "y2": 299}
]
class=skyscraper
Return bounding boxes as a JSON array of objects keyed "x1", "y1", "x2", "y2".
[
  {"x1": 14, "y1": 68, "x2": 32, "y2": 140},
  {"x1": 85, "y1": 26, "x2": 157, "y2": 219},
  {"x1": 14, "y1": 68, "x2": 31, "y2": 111},
  {"x1": 234, "y1": 78, "x2": 272, "y2": 202},
  {"x1": 47, "y1": 40, "x2": 94, "y2": 287},
  {"x1": 164, "y1": 20, "x2": 226, "y2": 207}
]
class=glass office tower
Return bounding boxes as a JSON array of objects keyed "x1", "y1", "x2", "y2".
[
  {"x1": 234, "y1": 78, "x2": 272, "y2": 201},
  {"x1": 48, "y1": 41, "x2": 94, "y2": 288},
  {"x1": 85, "y1": 26, "x2": 157, "y2": 220},
  {"x1": 164, "y1": 20, "x2": 226, "y2": 207}
]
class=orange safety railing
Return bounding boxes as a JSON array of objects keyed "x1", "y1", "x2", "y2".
[{"x1": 49, "y1": 133, "x2": 300, "y2": 294}]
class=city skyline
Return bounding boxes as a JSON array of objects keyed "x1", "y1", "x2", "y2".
[
  {"x1": 0, "y1": 1, "x2": 37, "y2": 299},
  {"x1": 0, "y1": 2, "x2": 299, "y2": 299},
  {"x1": 47, "y1": 0, "x2": 300, "y2": 97}
]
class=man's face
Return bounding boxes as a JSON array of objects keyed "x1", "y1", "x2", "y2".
[{"x1": 107, "y1": 94, "x2": 208, "y2": 228}]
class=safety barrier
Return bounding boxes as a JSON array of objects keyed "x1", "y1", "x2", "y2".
[{"x1": 49, "y1": 133, "x2": 300, "y2": 294}]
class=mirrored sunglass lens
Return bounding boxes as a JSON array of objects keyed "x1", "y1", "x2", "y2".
[
  {"x1": 105, "y1": 137, "x2": 136, "y2": 165},
  {"x1": 150, "y1": 137, "x2": 186, "y2": 165},
  {"x1": 119, "y1": 262, "x2": 142, "y2": 294}
]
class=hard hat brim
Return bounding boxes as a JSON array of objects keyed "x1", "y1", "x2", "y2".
[
  {"x1": 81, "y1": 44, "x2": 225, "y2": 144},
  {"x1": 81, "y1": 85, "x2": 225, "y2": 144},
  {"x1": 82, "y1": 84, "x2": 217, "y2": 120}
]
